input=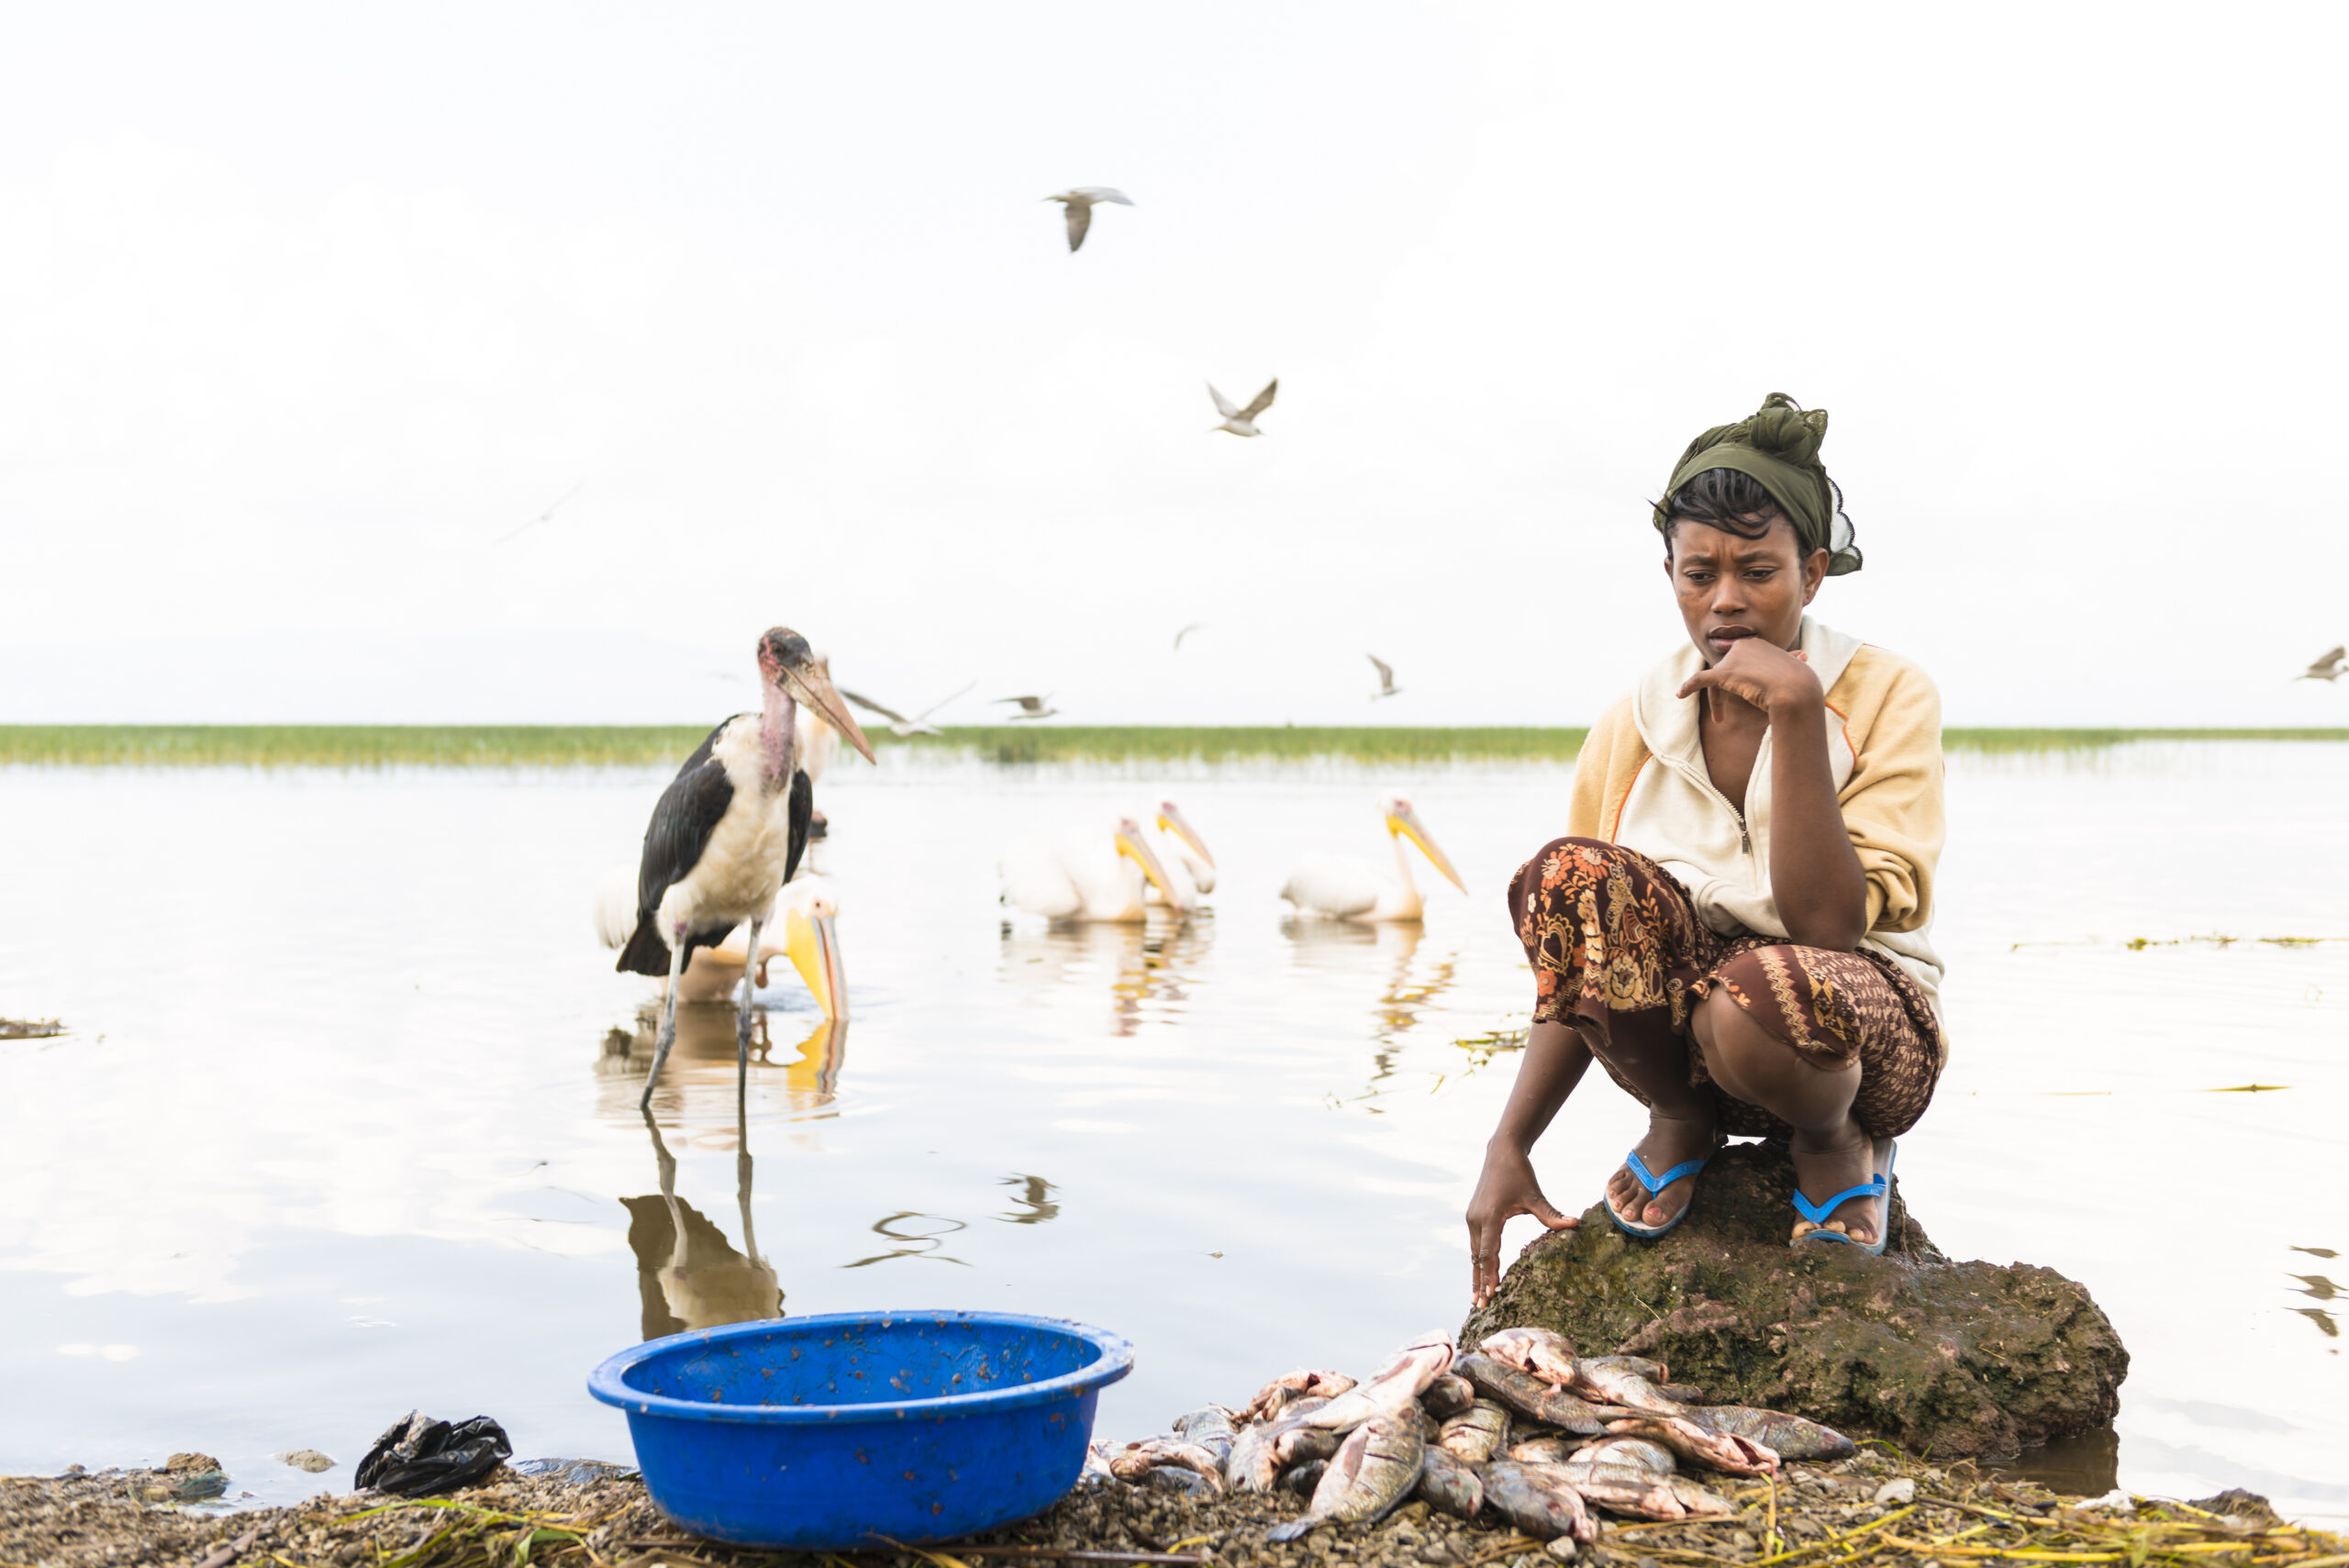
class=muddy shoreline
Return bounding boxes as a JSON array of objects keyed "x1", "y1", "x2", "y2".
[{"x1": 6, "y1": 1446, "x2": 2342, "y2": 1568}]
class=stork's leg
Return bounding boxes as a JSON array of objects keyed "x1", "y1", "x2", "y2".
[
  {"x1": 735, "y1": 916, "x2": 764, "y2": 1103},
  {"x1": 639, "y1": 927, "x2": 689, "y2": 1110}
]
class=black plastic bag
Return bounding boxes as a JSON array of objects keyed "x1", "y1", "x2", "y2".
[{"x1": 354, "y1": 1410, "x2": 512, "y2": 1496}]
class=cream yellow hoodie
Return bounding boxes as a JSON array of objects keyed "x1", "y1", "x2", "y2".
[{"x1": 1566, "y1": 617, "x2": 1947, "y2": 1017}]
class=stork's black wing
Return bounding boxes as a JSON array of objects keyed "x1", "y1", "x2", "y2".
[
  {"x1": 784, "y1": 769, "x2": 815, "y2": 888},
  {"x1": 615, "y1": 718, "x2": 738, "y2": 976}
]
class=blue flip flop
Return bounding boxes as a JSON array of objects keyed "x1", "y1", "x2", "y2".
[
  {"x1": 1606, "y1": 1149, "x2": 1710, "y2": 1240},
  {"x1": 1791, "y1": 1139, "x2": 1898, "y2": 1255}
]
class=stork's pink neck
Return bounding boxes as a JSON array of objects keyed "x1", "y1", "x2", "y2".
[{"x1": 759, "y1": 681, "x2": 798, "y2": 789}]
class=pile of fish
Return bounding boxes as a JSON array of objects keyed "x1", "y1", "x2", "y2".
[{"x1": 1085, "y1": 1328, "x2": 1855, "y2": 1555}]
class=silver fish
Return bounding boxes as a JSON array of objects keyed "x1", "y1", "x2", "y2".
[
  {"x1": 1243, "y1": 1370, "x2": 1356, "y2": 1424},
  {"x1": 1482, "y1": 1460, "x2": 1598, "y2": 1543},
  {"x1": 1479, "y1": 1327, "x2": 1580, "y2": 1385},
  {"x1": 1507, "y1": 1435, "x2": 1583, "y2": 1464},
  {"x1": 1575, "y1": 1435, "x2": 1675, "y2": 1473},
  {"x1": 1670, "y1": 1477, "x2": 1737, "y2": 1518},
  {"x1": 1437, "y1": 1398, "x2": 1511, "y2": 1464},
  {"x1": 1687, "y1": 1406, "x2": 1855, "y2": 1461},
  {"x1": 1142, "y1": 1464, "x2": 1217, "y2": 1498},
  {"x1": 1456, "y1": 1353, "x2": 1610, "y2": 1434},
  {"x1": 1172, "y1": 1406, "x2": 1239, "y2": 1464},
  {"x1": 1536, "y1": 1460, "x2": 1692, "y2": 1521},
  {"x1": 1568, "y1": 1361, "x2": 1687, "y2": 1416},
  {"x1": 1416, "y1": 1445, "x2": 1483, "y2": 1519},
  {"x1": 1422, "y1": 1373, "x2": 1477, "y2": 1421},
  {"x1": 1278, "y1": 1457, "x2": 1328, "y2": 1497},
  {"x1": 1288, "y1": 1329, "x2": 1456, "y2": 1433},
  {"x1": 1578, "y1": 1353, "x2": 1669, "y2": 1383},
  {"x1": 1266, "y1": 1415, "x2": 1426, "y2": 1542},
  {"x1": 1226, "y1": 1410, "x2": 1341, "y2": 1493},
  {"x1": 1603, "y1": 1416, "x2": 1777, "y2": 1476},
  {"x1": 1108, "y1": 1437, "x2": 1226, "y2": 1491}
]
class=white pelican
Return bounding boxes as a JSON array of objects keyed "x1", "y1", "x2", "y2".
[
  {"x1": 1280, "y1": 793, "x2": 1467, "y2": 921},
  {"x1": 1208, "y1": 378, "x2": 1278, "y2": 438},
  {"x1": 1045, "y1": 186, "x2": 1134, "y2": 251},
  {"x1": 999, "y1": 817, "x2": 1189, "y2": 922},
  {"x1": 598, "y1": 872, "x2": 848, "y2": 1018},
  {"x1": 1143, "y1": 800, "x2": 1217, "y2": 907},
  {"x1": 613, "y1": 628, "x2": 874, "y2": 1107}
]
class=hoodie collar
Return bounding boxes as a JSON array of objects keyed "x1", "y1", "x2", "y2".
[{"x1": 1631, "y1": 616, "x2": 1864, "y2": 766}]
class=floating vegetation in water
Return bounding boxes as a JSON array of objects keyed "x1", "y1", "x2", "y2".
[
  {"x1": 2011, "y1": 934, "x2": 2345, "y2": 952},
  {"x1": 2288, "y1": 1273, "x2": 2337, "y2": 1301},
  {"x1": 2292, "y1": 1307, "x2": 2339, "y2": 1339},
  {"x1": 0, "y1": 1017, "x2": 66, "y2": 1039},
  {"x1": 5, "y1": 724, "x2": 2348, "y2": 769},
  {"x1": 2198, "y1": 1084, "x2": 2292, "y2": 1094},
  {"x1": 2291, "y1": 1245, "x2": 2339, "y2": 1259}
]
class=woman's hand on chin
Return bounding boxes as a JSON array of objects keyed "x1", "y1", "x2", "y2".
[
  {"x1": 1466, "y1": 1141, "x2": 1577, "y2": 1308},
  {"x1": 1678, "y1": 637, "x2": 1822, "y2": 716}
]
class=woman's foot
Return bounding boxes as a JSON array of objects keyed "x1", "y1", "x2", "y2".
[
  {"x1": 1789, "y1": 1127, "x2": 1895, "y2": 1246},
  {"x1": 1605, "y1": 1111, "x2": 1719, "y2": 1229}
]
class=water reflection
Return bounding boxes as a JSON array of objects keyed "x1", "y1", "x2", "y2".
[
  {"x1": 1279, "y1": 917, "x2": 1464, "y2": 1094},
  {"x1": 596, "y1": 1005, "x2": 850, "y2": 1124},
  {"x1": 844, "y1": 1212, "x2": 969, "y2": 1269},
  {"x1": 998, "y1": 914, "x2": 1211, "y2": 1036},
  {"x1": 619, "y1": 1108, "x2": 780, "y2": 1340},
  {"x1": 996, "y1": 1173, "x2": 1059, "y2": 1225}
]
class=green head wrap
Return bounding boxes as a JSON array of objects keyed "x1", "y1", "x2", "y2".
[{"x1": 1652, "y1": 392, "x2": 1862, "y2": 575}]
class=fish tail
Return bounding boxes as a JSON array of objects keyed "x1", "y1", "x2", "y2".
[{"x1": 1265, "y1": 1518, "x2": 1317, "y2": 1543}]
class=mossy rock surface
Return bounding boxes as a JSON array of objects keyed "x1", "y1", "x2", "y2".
[{"x1": 1462, "y1": 1140, "x2": 2127, "y2": 1461}]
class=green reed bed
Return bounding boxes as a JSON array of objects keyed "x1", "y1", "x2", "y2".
[{"x1": 3, "y1": 725, "x2": 2345, "y2": 769}]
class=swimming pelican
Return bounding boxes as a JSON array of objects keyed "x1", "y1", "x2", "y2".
[
  {"x1": 1045, "y1": 186, "x2": 1134, "y2": 252},
  {"x1": 597, "y1": 872, "x2": 848, "y2": 1018},
  {"x1": 1280, "y1": 794, "x2": 1467, "y2": 921},
  {"x1": 999, "y1": 817, "x2": 1189, "y2": 922},
  {"x1": 615, "y1": 627, "x2": 874, "y2": 1107},
  {"x1": 1143, "y1": 800, "x2": 1217, "y2": 907}
]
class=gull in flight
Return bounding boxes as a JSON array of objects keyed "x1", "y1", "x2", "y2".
[
  {"x1": 996, "y1": 695, "x2": 1061, "y2": 721},
  {"x1": 2297, "y1": 645, "x2": 2346, "y2": 683},
  {"x1": 1368, "y1": 654, "x2": 1402, "y2": 700},
  {"x1": 1174, "y1": 623, "x2": 1205, "y2": 651},
  {"x1": 1208, "y1": 379, "x2": 1278, "y2": 438},
  {"x1": 1045, "y1": 187, "x2": 1134, "y2": 252},
  {"x1": 842, "y1": 682, "x2": 974, "y2": 737},
  {"x1": 495, "y1": 480, "x2": 584, "y2": 544}
]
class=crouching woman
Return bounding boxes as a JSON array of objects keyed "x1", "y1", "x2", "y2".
[{"x1": 1467, "y1": 394, "x2": 1948, "y2": 1307}]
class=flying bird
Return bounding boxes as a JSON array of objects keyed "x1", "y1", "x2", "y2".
[
  {"x1": 1045, "y1": 186, "x2": 1134, "y2": 252},
  {"x1": 1281, "y1": 794, "x2": 1468, "y2": 923},
  {"x1": 495, "y1": 480, "x2": 584, "y2": 544},
  {"x1": 1208, "y1": 379, "x2": 1278, "y2": 438},
  {"x1": 842, "y1": 681, "x2": 975, "y2": 737},
  {"x1": 1368, "y1": 654, "x2": 1401, "y2": 699},
  {"x1": 996, "y1": 695, "x2": 1060, "y2": 720},
  {"x1": 1174, "y1": 623, "x2": 1205, "y2": 651},
  {"x1": 2297, "y1": 645, "x2": 2346, "y2": 683},
  {"x1": 615, "y1": 627, "x2": 874, "y2": 1108}
]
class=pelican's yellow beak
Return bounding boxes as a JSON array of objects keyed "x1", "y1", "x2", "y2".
[
  {"x1": 1155, "y1": 801, "x2": 1215, "y2": 869},
  {"x1": 1116, "y1": 819, "x2": 1187, "y2": 912},
  {"x1": 782, "y1": 908, "x2": 847, "y2": 1020},
  {"x1": 1386, "y1": 806, "x2": 1468, "y2": 895}
]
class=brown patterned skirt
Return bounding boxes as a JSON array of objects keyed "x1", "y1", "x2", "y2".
[{"x1": 1507, "y1": 837, "x2": 1947, "y2": 1140}]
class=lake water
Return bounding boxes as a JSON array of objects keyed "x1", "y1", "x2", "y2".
[{"x1": 0, "y1": 744, "x2": 2343, "y2": 1520}]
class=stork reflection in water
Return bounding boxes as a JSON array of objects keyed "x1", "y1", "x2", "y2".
[{"x1": 622, "y1": 1106, "x2": 778, "y2": 1340}]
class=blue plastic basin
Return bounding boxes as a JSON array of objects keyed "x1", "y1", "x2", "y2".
[{"x1": 588, "y1": 1311, "x2": 1133, "y2": 1550}]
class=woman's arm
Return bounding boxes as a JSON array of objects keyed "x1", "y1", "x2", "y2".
[
  {"x1": 1465, "y1": 1020, "x2": 1593, "y2": 1307},
  {"x1": 1679, "y1": 640, "x2": 1868, "y2": 951}
]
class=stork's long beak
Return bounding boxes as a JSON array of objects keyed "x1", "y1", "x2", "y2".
[
  {"x1": 1156, "y1": 802, "x2": 1215, "y2": 869},
  {"x1": 780, "y1": 908, "x2": 847, "y2": 1021},
  {"x1": 1386, "y1": 805, "x2": 1467, "y2": 895},
  {"x1": 781, "y1": 657, "x2": 877, "y2": 762},
  {"x1": 1116, "y1": 819, "x2": 1187, "y2": 912}
]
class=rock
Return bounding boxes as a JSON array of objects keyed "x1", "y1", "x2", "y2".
[
  {"x1": 1874, "y1": 1478, "x2": 1917, "y2": 1505},
  {"x1": 275, "y1": 1451, "x2": 334, "y2": 1473},
  {"x1": 1460, "y1": 1140, "x2": 2127, "y2": 1462}
]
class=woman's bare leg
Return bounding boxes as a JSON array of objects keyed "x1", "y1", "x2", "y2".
[
  {"x1": 1590, "y1": 1008, "x2": 1720, "y2": 1229},
  {"x1": 1691, "y1": 989, "x2": 1887, "y2": 1243}
]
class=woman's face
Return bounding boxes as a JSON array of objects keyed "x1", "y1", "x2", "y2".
[{"x1": 1665, "y1": 513, "x2": 1829, "y2": 667}]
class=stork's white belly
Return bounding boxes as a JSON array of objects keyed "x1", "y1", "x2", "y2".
[{"x1": 658, "y1": 793, "x2": 793, "y2": 937}]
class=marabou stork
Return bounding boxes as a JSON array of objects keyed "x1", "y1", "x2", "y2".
[{"x1": 618, "y1": 627, "x2": 874, "y2": 1106}]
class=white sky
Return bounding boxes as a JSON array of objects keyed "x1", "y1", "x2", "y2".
[{"x1": 3, "y1": 2, "x2": 2344, "y2": 727}]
